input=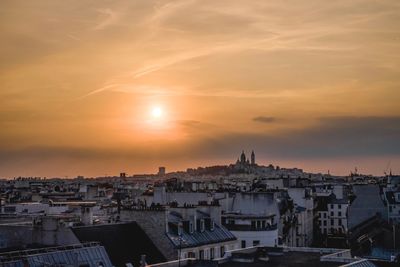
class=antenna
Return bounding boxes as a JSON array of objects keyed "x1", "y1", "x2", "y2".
[{"x1": 384, "y1": 161, "x2": 391, "y2": 176}]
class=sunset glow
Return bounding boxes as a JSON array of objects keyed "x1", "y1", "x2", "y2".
[{"x1": 0, "y1": 0, "x2": 399, "y2": 177}]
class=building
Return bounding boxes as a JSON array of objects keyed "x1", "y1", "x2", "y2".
[
  {"x1": 120, "y1": 202, "x2": 238, "y2": 261},
  {"x1": 222, "y1": 213, "x2": 278, "y2": 248},
  {"x1": 223, "y1": 192, "x2": 280, "y2": 247},
  {"x1": 159, "y1": 167, "x2": 166, "y2": 176}
]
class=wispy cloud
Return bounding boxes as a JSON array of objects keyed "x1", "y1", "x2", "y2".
[
  {"x1": 253, "y1": 116, "x2": 277, "y2": 123},
  {"x1": 93, "y1": 8, "x2": 118, "y2": 30}
]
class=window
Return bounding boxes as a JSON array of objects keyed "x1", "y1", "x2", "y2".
[
  {"x1": 199, "y1": 250, "x2": 204, "y2": 260},
  {"x1": 189, "y1": 222, "x2": 194, "y2": 233},
  {"x1": 324, "y1": 213, "x2": 327, "y2": 218},
  {"x1": 210, "y1": 220, "x2": 215, "y2": 231},
  {"x1": 4, "y1": 206, "x2": 16, "y2": 213},
  {"x1": 389, "y1": 206, "x2": 393, "y2": 212},
  {"x1": 323, "y1": 220, "x2": 327, "y2": 226},
  {"x1": 338, "y1": 219, "x2": 342, "y2": 225},
  {"x1": 331, "y1": 204, "x2": 334, "y2": 209},
  {"x1": 188, "y1": 252, "x2": 195, "y2": 258},
  {"x1": 330, "y1": 211, "x2": 334, "y2": 216},
  {"x1": 253, "y1": 240, "x2": 260, "y2": 246},
  {"x1": 178, "y1": 225, "x2": 182, "y2": 236},
  {"x1": 251, "y1": 221, "x2": 256, "y2": 229},
  {"x1": 210, "y1": 248, "x2": 215, "y2": 259},
  {"x1": 228, "y1": 219, "x2": 235, "y2": 225},
  {"x1": 331, "y1": 219, "x2": 334, "y2": 225},
  {"x1": 241, "y1": 240, "x2": 246, "y2": 248},
  {"x1": 338, "y1": 204, "x2": 341, "y2": 209},
  {"x1": 338, "y1": 211, "x2": 342, "y2": 217},
  {"x1": 220, "y1": 246, "x2": 225, "y2": 257}
]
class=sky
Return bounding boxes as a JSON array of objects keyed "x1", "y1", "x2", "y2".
[{"x1": 0, "y1": 0, "x2": 400, "y2": 178}]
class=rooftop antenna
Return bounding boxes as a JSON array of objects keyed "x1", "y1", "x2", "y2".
[{"x1": 384, "y1": 161, "x2": 391, "y2": 176}]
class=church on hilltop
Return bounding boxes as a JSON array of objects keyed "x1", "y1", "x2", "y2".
[{"x1": 233, "y1": 150, "x2": 256, "y2": 171}]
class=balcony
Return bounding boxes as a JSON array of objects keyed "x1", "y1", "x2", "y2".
[{"x1": 223, "y1": 223, "x2": 278, "y2": 232}]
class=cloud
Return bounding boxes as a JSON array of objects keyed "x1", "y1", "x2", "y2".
[
  {"x1": 2, "y1": 116, "x2": 398, "y2": 162},
  {"x1": 1, "y1": 1, "x2": 400, "y2": 177},
  {"x1": 253, "y1": 116, "x2": 277, "y2": 123},
  {"x1": 0, "y1": 116, "x2": 399, "y2": 177},
  {"x1": 189, "y1": 116, "x2": 400, "y2": 159},
  {"x1": 93, "y1": 8, "x2": 118, "y2": 30}
]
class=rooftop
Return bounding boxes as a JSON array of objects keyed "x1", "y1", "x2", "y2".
[{"x1": 0, "y1": 242, "x2": 112, "y2": 267}]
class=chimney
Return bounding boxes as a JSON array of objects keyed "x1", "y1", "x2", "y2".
[{"x1": 140, "y1": 255, "x2": 147, "y2": 267}]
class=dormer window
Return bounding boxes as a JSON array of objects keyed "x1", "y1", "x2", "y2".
[
  {"x1": 189, "y1": 222, "x2": 194, "y2": 234},
  {"x1": 210, "y1": 220, "x2": 215, "y2": 231},
  {"x1": 178, "y1": 223, "x2": 183, "y2": 236},
  {"x1": 200, "y1": 219, "x2": 205, "y2": 232}
]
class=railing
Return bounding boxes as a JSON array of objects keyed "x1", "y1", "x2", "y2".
[
  {"x1": 0, "y1": 242, "x2": 101, "y2": 263},
  {"x1": 285, "y1": 246, "x2": 344, "y2": 254},
  {"x1": 320, "y1": 249, "x2": 354, "y2": 263},
  {"x1": 148, "y1": 258, "x2": 197, "y2": 267},
  {"x1": 223, "y1": 223, "x2": 278, "y2": 231},
  {"x1": 123, "y1": 205, "x2": 166, "y2": 211}
]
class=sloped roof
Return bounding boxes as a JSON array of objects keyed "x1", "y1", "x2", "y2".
[
  {"x1": 340, "y1": 259, "x2": 377, "y2": 267},
  {"x1": 348, "y1": 185, "x2": 386, "y2": 229},
  {"x1": 0, "y1": 243, "x2": 112, "y2": 267},
  {"x1": 167, "y1": 223, "x2": 236, "y2": 248}
]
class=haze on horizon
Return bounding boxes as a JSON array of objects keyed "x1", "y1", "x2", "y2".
[{"x1": 1, "y1": 0, "x2": 400, "y2": 178}]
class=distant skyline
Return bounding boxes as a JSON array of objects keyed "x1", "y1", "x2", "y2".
[{"x1": 1, "y1": 0, "x2": 400, "y2": 177}]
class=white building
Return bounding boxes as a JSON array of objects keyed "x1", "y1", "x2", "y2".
[
  {"x1": 318, "y1": 199, "x2": 349, "y2": 235},
  {"x1": 221, "y1": 213, "x2": 278, "y2": 248}
]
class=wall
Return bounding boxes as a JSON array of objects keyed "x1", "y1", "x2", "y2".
[
  {"x1": 120, "y1": 209, "x2": 177, "y2": 261},
  {"x1": 231, "y1": 229, "x2": 278, "y2": 247}
]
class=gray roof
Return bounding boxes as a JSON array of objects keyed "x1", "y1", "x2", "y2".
[
  {"x1": 348, "y1": 185, "x2": 386, "y2": 229},
  {"x1": 340, "y1": 259, "x2": 377, "y2": 267},
  {"x1": 167, "y1": 213, "x2": 236, "y2": 248},
  {"x1": 0, "y1": 243, "x2": 112, "y2": 267},
  {"x1": 167, "y1": 223, "x2": 236, "y2": 248}
]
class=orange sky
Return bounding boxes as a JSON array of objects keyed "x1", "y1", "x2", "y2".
[{"x1": 0, "y1": 0, "x2": 400, "y2": 177}]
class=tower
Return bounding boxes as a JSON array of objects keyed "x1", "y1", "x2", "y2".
[
  {"x1": 240, "y1": 150, "x2": 246, "y2": 163},
  {"x1": 251, "y1": 150, "x2": 255, "y2": 165}
]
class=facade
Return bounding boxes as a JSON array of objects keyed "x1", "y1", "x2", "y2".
[
  {"x1": 383, "y1": 175, "x2": 400, "y2": 223},
  {"x1": 221, "y1": 213, "x2": 278, "y2": 247},
  {"x1": 286, "y1": 188, "x2": 314, "y2": 247},
  {"x1": 384, "y1": 191, "x2": 400, "y2": 223},
  {"x1": 318, "y1": 198, "x2": 349, "y2": 235},
  {"x1": 224, "y1": 192, "x2": 280, "y2": 247}
]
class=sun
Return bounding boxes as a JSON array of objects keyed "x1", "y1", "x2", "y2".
[{"x1": 151, "y1": 106, "x2": 163, "y2": 119}]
